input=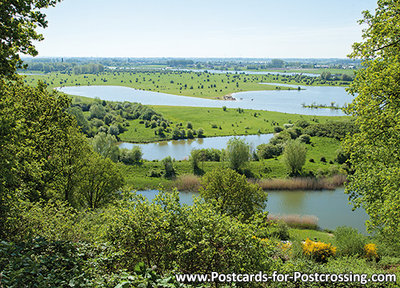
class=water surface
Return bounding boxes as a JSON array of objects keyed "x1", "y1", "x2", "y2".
[
  {"x1": 58, "y1": 84, "x2": 352, "y2": 116},
  {"x1": 120, "y1": 134, "x2": 273, "y2": 160},
  {"x1": 136, "y1": 188, "x2": 368, "y2": 233}
]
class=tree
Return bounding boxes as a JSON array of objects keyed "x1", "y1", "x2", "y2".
[
  {"x1": 76, "y1": 153, "x2": 124, "y2": 209},
  {"x1": 343, "y1": 0, "x2": 400, "y2": 245},
  {"x1": 161, "y1": 156, "x2": 175, "y2": 178},
  {"x1": 91, "y1": 132, "x2": 119, "y2": 162},
  {"x1": 119, "y1": 146, "x2": 143, "y2": 165},
  {"x1": 0, "y1": 0, "x2": 62, "y2": 77},
  {"x1": 225, "y1": 137, "x2": 250, "y2": 171},
  {"x1": 199, "y1": 168, "x2": 267, "y2": 220},
  {"x1": 283, "y1": 140, "x2": 307, "y2": 176}
]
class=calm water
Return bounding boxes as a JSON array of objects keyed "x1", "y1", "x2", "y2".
[
  {"x1": 136, "y1": 188, "x2": 369, "y2": 233},
  {"x1": 120, "y1": 134, "x2": 273, "y2": 161},
  {"x1": 57, "y1": 84, "x2": 352, "y2": 116}
]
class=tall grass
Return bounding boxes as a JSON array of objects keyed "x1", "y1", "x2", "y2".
[
  {"x1": 257, "y1": 174, "x2": 346, "y2": 190},
  {"x1": 269, "y1": 214, "x2": 319, "y2": 230},
  {"x1": 174, "y1": 174, "x2": 201, "y2": 192}
]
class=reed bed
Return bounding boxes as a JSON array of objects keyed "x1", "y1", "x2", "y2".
[
  {"x1": 256, "y1": 174, "x2": 346, "y2": 191},
  {"x1": 269, "y1": 214, "x2": 319, "y2": 230},
  {"x1": 174, "y1": 174, "x2": 201, "y2": 192}
]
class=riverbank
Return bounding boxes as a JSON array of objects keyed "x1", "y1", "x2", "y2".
[
  {"x1": 118, "y1": 105, "x2": 346, "y2": 143},
  {"x1": 121, "y1": 136, "x2": 343, "y2": 190},
  {"x1": 23, "y1": 69, "x2": 351, "y2": 100}
]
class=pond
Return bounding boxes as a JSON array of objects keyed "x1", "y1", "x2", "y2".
[
  {"x1": 57, "y1": 84, "x2": 352, "y2": 116},
  {"x1": 120, "y1": 133, "x2": 273, "y2": 161},
  {"x1": 136, "y1": 187, "x2": 369, "y2": 233}
]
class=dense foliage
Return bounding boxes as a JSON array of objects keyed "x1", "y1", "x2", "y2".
[
  {"x1": 344, "y1": 0, "x2": 400, "y2": 249},
  {"x1": 199, "y1": 168, "x2": 267, "y2": 220},
  {"x1": 0, "y1": 0, "x2": 62, "y2": 77}
]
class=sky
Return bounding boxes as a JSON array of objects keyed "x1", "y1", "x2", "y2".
[{"x1": 34, "y1": 0, "x2": 378, "y2": 58}]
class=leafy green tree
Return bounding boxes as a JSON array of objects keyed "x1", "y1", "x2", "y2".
[
  {"x1": 0, "y1": 0, "x2": 62, "y2": 77},
  {"x1": 119, "y1": 146, "x2": 143, "y2": 165},
  {"x1": 283, "y1": 140, "x2": 307, "y2": 176},
  {"x1": 76, "y1": 153, "x2": 124, "y2": 209},
  {"x1": 161, "y1": 156, "x2": 175, "y2": 178},
  {"x1": 91, "y1": 132, "x2": 119, "y2": 162},
  {"x1": 105, "y1": 190, "x2": 273, "y2": 274},
  {"x1": 344, "y1": 0, "x2": 400, "y2": 245},
  {"x1": 257, "y1": 143, "x2": 283, "y2": 159},
  {"x1": 67, "y1": 106, "x2": 90, "y2": 134},
  {"x1": 225, "y1": 137, "x2": 250, "y2": 171},
  {"x1": 199, "y1": 168, "x2": 267, "y2": 220},
  {"x1": 89, "y1": 103, "x2": 106, "y2": 120}
]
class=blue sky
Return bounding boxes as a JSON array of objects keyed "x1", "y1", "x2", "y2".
[{"x1": 35, "y1": 0, "x2": 378, "y2": 58}]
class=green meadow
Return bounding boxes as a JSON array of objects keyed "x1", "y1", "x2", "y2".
[
  {"x1": 23, "y1": 69, "x2": 350, "y2": 101},
  {"x1": 119, "y1": 105, "x2": 346, "y2": 143}
]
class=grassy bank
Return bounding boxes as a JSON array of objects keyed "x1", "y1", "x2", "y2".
[
  {"x1": 119, "y1": 105, "x2": 346, "y2": 143},
  {"x1": 23, "y1": 70, "x2": 350, "y2": 101},
  {"x1": 122, "y1": 136, "x2": 343, "y2": 190}
]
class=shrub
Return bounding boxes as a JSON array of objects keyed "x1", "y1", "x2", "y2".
[
  {"x1": 104, "y1": 190, "x2": 275, "y2": 274},
  {"x1": 298, "y1": 134, "x2": 311, "y2": 144},
  {"x1": 0, "y1": 239, "x2": 87, "y2": 287},
  {"x1": 334, "y1": 226, "x2": 366, "y2": 256},
  {"x1": 283, "y1": 140, "x2": 307, "y2": 176},
  {"x1": 147, "y1": 169, "x2": 162, "y2": 178},
  {"x1": 199, "y1": 168, "x2": 267, "y2": 220},
  {"x1": 364, "y1": 243, "x2": 379, "y2": 261},
  {"x1": 119, "y1": 146, "x2": 142, "y2": 165},
  {"x1": 161, "y1": 156, "x2": 175, "y2": 178},
  {"x1": 225, "y1": 137, "x2": 251, "y2": 171},
  {"x1": 302, "y1": 238, "x2": 337, "y2": 263},
  {"x1": 274, "y1": 126, "x2": 284, "y2": 133},
  {"x1": 257, "y1": 143, "x2": 283, "y2": 159},
  {"x1": 295, "y1": 120, "x2": 310, "y2": 128}
]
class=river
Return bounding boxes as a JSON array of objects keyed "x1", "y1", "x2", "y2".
[
  {"x1": 57, "y1": 84, "x2": 352, "y2": 116},
  {"x1": 135, "y1": 188, "x2": 368, "y2": 233},
  {"x1": 120, "y1": 133, "x2": 273, "y2": 161}
]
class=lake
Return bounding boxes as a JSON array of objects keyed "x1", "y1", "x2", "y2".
[
  {"x1": 120, "y1": 133, "x2": 274, "y2": 161},
  {"x1": 57, "y1": 84, "x2": 352, "y2": 116},
  {"x1": 136, "y1": 187, "x2": 369, "y2": 233}
]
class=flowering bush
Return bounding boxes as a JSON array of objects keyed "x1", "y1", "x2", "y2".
[
  {"x1": 302, "y1": 238, "x2": 337, "y2": 263},
  {"x1": 364, "y1": 243, "x2": 378, "y2": 260}
]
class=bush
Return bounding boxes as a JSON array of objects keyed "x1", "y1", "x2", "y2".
[
  {"x1": 283, "y1": 140, "x2": 307, "y2": 176},
  {"x1": 0, "y1": 238, "x2": 87, "y2": 287},
  {"x1": 257, "y1": 143, "x2": 283, "y2": 159},
  {"x1": 104, "y1": 190, "x2": 275, "y2": 274},
  {"x1": 199, "y1": 168, "x2": 267, "y2": 220},
  {"x1": 298, "y1": 134, "x2": 311, "y2": 144},
  {"x1": 274, "y1": 126, "x2": 284, "y2": 133},
  {"x1": 161, "y1": 156, "x2": 175, "y2": 178},
  {"x1": 225, "y1": 137, "x2": 250, "y2": 171},
  {"x1": 119, "y1": 146, "x2": 142, "y2": 165},
  {"x1": 364, "y1": 243, "x2": 379, "y2": 261},
  {"x1": 302, "y1": 238, "x2": 337, "y2": 263},
  {"x1": 334, "y1": 226, "x2": 366, "y2": 256},
  {"x1": 147, "y1": 169, "x2": 162, "y2": 178}
]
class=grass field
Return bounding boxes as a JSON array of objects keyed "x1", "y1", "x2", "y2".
[
  {"x1": 23, "y1": 70, "x2": 350, "y2": 101},
  {"x1": 119, "y1": 105, "x2": 346, "y2": 143}
]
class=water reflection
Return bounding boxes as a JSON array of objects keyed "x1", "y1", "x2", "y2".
[
  {"x1": 136, "y1": 188, "x2": 368, "y2": 233},
  {"x1": 120, "y1": 134, "x2": 273, "y2": 161},
  {"x1": 58, "y1": 84, "x2": 352, "y2": 116}
]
